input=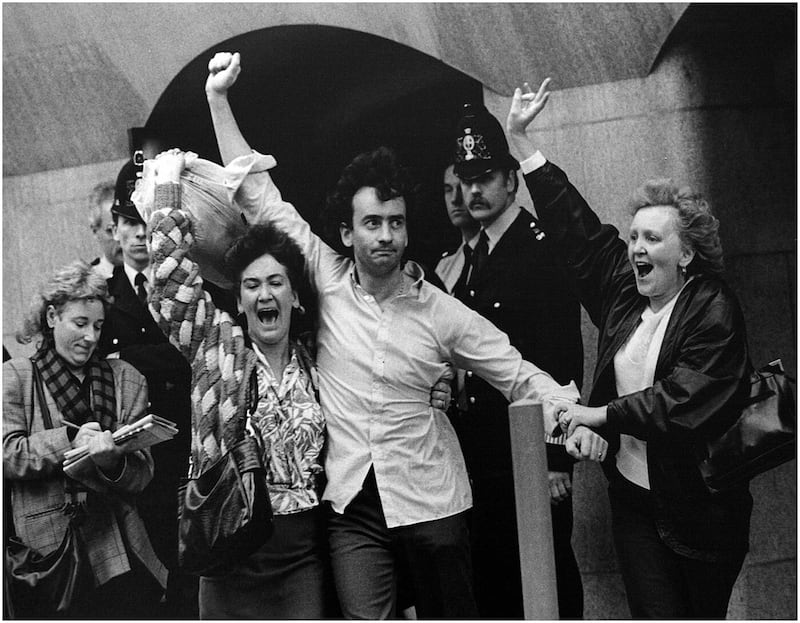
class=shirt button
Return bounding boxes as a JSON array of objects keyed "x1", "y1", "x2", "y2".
[
  {"x1": 112, "y1": 338, "x2": 119, "y2": 345},
  {"x1": 469, "y1": 290, "x2": 475, "y2": 297},
  {"x1": 140, "y1": 327, "x2": 146, "y2": 333},
  {"x1": 493, "y1": 301, "x2": 501, "y2": 309},
  {"x1": 469, "y1": 396, "x2": 476, "y2": 404}
]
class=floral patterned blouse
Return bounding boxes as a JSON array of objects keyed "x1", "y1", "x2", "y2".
[{"x1": 250, "y1": 343, "x2": 325, "y2": 515}]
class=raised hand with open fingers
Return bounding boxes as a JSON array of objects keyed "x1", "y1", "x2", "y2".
[{"x1": 507, "y1": 77, "x2": 552, "y2": 136}]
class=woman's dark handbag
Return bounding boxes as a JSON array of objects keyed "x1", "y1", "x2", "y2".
[
  {"x1": 178, "y1": 373, "x2": 273, "y2": 576},
  {"x1": 699, "y1": 359, "x2": 796, "y2": 493},
  {"x1": 4, "y1": 363, "x2": 90, "y2": 618},
  {"x1": 5, "y1": 507, "x2": 88, "y2": 618}
]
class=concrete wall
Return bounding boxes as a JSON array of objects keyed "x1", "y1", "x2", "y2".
[
  {"x1": 484, "y1": 11, "x2": 796, "y2": 620},
  {"x1": 3, "y1": 158, "x2": 126, "y2": 358}
]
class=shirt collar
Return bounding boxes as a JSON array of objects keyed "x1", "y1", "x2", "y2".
[
  {"x1": 123, "y1": 262, "x2": 152, "y2": 291},
  {"x1": 348, "y1": 260, "x2": 426, "y2": 295},
  {"x1": 463, "y1": 231, "x2": 481, "y2": 251},
  {"x1": 481, "y1": 204, "x2": 521, "y2": 253},
  {"x1": 251, "y1": 341, "x2": 295, "y2": 380}
]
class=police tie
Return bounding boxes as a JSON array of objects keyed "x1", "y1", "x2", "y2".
[
  {"x1": 468, "y1": 230, "x2": 489, "y2": 288},
  {"x1": 134, "y1": 272, "x2": 148, "y2": 306},
  {"x1": 452, "y1": 244, "x2": 473, "y2": 300}
]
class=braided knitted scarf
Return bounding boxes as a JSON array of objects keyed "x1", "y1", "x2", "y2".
[{"x1": 31, "y1": 340, "x2": 116, "y2": 430}]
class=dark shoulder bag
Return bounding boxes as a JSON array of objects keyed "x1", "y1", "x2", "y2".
[
  {"x1": 177, "y1": 369, "x2": 273, "y2": 576},
  {"x1": 5, "y1": 362, "x2": 91, "y2": 618},
  {"x1": 699, "y1": 359, "x2": 796, "y2": 493}
]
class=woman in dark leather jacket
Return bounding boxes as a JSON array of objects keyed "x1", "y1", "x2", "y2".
[{"x1": 506, "y1": 80, "x2": 753, "y2": 618}]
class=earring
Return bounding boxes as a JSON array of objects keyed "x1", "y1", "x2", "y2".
[{"x1": 680, "y1": 265, "x2": 687, "y2": 277}]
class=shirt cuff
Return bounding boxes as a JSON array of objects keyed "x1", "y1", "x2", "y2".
[{"x1": 519, "y1": 151, "x2": 547, "y2": 175}]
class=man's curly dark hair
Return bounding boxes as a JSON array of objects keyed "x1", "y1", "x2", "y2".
[{"x1": 323, "y1": 146, "x2": 418, "y2": 246}]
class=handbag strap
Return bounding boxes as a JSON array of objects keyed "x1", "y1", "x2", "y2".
[{"x1": 30, "y1": 360, "x2": 54, "y2": 430}]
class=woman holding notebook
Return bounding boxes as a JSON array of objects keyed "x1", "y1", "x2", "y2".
[{"x1": 3, "y1": 260, "x2": 167, "y2": 618}]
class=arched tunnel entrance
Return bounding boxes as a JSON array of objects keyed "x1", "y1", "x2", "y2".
[{"x1": 147, "y1": 25, "x2": 483, "y2": 270}]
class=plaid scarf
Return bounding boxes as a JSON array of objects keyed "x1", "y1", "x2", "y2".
[{"x1": 31, "y1": 340, "x2": 116, "y2": 431}]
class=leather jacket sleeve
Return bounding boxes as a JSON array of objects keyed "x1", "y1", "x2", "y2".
[{"x1": 526, "y1": 162, "x2": 632, "y2": 329}]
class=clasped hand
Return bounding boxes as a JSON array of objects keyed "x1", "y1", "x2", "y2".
[{"x1": 555, "y1": 403, "x2": 609, "y2": 462}]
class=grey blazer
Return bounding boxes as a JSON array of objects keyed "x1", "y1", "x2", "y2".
[{"x1": 3, "y1": 357, "x2": 168, "y2": 589}]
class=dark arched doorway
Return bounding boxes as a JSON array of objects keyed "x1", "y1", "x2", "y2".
[{"x1": 147, "y1": 25, "x2": 483, "y2": 269}]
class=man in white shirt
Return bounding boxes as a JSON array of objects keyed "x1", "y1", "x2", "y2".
[
  {"x1": 205, "y1": 51, "x2": 605, "y2": 619},
  {"x1": 87, "y1": 181, "x2": 122, "y2": 279}
]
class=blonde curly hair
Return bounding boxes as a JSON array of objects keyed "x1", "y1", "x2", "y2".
[{"x1": 17, "y1": 260, "x2": 112, "y2": 346}]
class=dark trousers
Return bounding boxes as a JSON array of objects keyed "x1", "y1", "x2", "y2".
[
  {"x1": 327, "y1": 468, "x2": 478, "y2": 619},
  {"x1": 469, "y1": 471, "x2": 583, "y2": 619},
  {"x1": 609, "y1": 482, "x2": 745, "y2": 619}
]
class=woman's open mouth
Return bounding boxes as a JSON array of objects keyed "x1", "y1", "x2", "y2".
[
  {"x1": 635, "y1": 262, "x2": 653, "y2": 278},
  {"x1": 257, "y1": 309, "x2": 279, "y2": 324}
]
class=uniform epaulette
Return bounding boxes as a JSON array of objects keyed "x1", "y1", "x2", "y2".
[{"x1": 527, "y1": 218, "x2": 546, "y2": 241}]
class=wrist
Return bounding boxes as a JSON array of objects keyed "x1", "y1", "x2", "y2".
[{"x1": 206, "y1": 90, "x2": 229, "y2": 105}]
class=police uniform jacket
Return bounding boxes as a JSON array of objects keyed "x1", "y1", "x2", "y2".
[
  {"x1": 98, "y1": 264, "x2": 192, "y2": 566},
  {"x1": 454, "y1": 200, "x2": 583, "y2": 474}
]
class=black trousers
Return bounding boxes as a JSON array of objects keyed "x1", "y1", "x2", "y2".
[
  {"x1": 469, "y1": 470, "x2": 584, "y2": 619},
  {"x1": 327, "y1": 468, "x2": 478, "y2": 619},
  {"x1": 609, "y1": 480, "x2": 745, "y2": 619}
]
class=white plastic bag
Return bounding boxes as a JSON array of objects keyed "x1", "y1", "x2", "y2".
[{"x1": 133, "y1": 152, "x2": 257, "y2": 289}]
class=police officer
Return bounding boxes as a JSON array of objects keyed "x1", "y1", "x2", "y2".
[
  {"x1": 449, "y1": 103, "x2": 585, "y2": 619},
  {"x1": 98, "y1": 160, "x2": 197, "y2": 619},
  {"x1": 435, "y1": 163, "x2": 481, "y2": 292}
]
